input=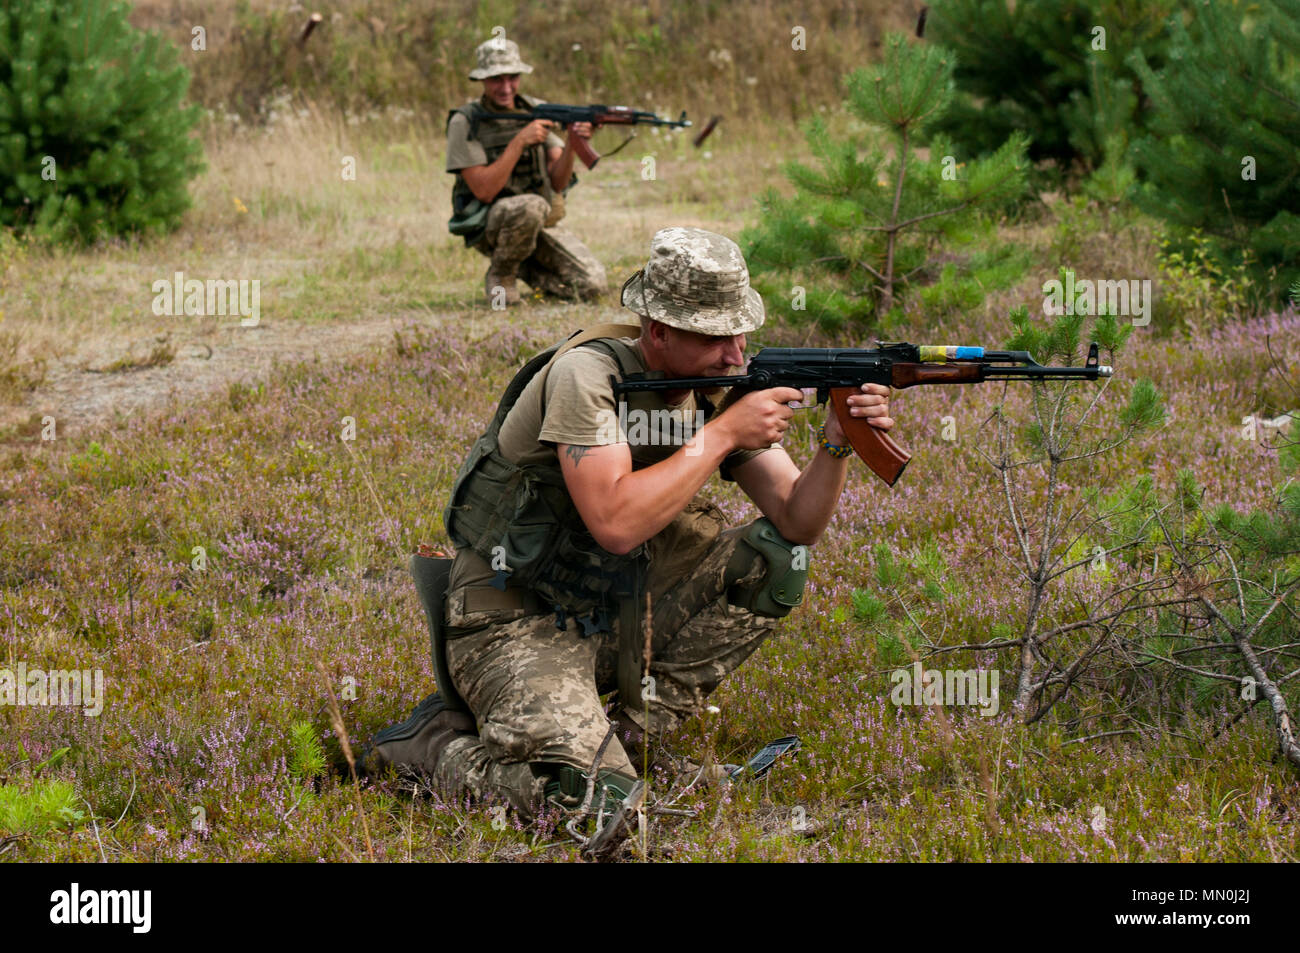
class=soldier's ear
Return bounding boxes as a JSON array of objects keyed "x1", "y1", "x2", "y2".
[{"x1": 648, "y1": 319, "x2": 674, "y2": 348}]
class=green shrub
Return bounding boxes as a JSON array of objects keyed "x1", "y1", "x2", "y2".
[
  {"x1": 742, "y1": 33, "x2": 1030, "y2": 331},
  {"x1": 852, "y1": 589, "x2": 887, "y2": 624},
  {"x1": 0, "y1": 0, "x2": 205, "y2": 243},
  {"x1": 1127, "y1": 0, "x2": 1300, "y2": 307},
  {"x1": 1154, "y1": 228, "x2": 1261, "y2": 333},
  {"x1": 925, "y1": 0, "x2": 1177, "y2": 176},
  {"x1": 288, "y1": 721, "x2": 326, "y2": 780},
  {"x1": 0, "y1": 779, "x2": 85, "y2": 836}
]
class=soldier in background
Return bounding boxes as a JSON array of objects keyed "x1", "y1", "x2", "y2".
[
  {"x1": 357, "y1": 228, "x2": 893, "y2": 840},
  {"x1": 445, "y1": 37, "x2": 607, "y2": 307}
]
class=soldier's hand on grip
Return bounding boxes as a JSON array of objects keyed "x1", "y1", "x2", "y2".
[
  {"x1": 513, "y1": 119, "x2": 555, "y2": 148},
  {"x1": 722, "y1": 387, "x2": 805, "y2": 450}
]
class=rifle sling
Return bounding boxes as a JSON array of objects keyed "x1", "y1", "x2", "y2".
[{"x1": 617, "y1": 578, "x2": 644, "y2": 719}]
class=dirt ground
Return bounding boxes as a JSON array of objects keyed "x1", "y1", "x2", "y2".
[{"x1": 11, "y1": 314, "x2": 414, "y2": 442}]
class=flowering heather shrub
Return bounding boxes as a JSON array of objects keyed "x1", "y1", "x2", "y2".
[{"x1": 0, "y1": 294, "x2": 1297, "y2": 860}]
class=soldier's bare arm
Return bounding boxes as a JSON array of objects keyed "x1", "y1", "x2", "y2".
[
  {"x1": 546, "y1": 121, "x2": 591, "y2": 193},
  {"x1": 557, "y1": 385, "x2": 801, "y2": 554},
  {"x1": 459, "y1": 119, "x2": 555, "y2": 203},
  {"x1": 731, "y1": 383, "x2": 893, "y2": 545}
]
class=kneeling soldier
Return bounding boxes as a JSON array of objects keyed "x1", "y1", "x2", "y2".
[
  {"x1": 361, "y1": 227, "x2": 893, "y2": 835},
  {"x1": 445, "y1": 36, "x2": 607, "y2": 307}
]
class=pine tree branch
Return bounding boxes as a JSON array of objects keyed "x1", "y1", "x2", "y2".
[
  {"x1": 899, "y1": 261, "x2": 933, "y2": 282},
  {"x1": 855, "y1": 259, "x2": 886, "y2": 283},
  {"x1": 1257, "y1": 81, "x2": 1300, "y2": 113},
  {"x1": 1155, "y1": 511, "x2": 1300, "y2": 773},
  {"x1": 858, "y1": 198, "x2": 973, "y2": 234}
]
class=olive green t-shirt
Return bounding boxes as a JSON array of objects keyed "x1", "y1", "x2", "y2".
[
  {"x1": 448, "y1": 336, "x2": 773, "y2": 595},
  {"x1": 498, "y1": 336, "x2": 768, "y2": 470},
  {"x1": 445, "y1": 96, "x2": 565, "y2": 173}
]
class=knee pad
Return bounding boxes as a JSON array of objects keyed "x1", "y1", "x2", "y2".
[
  {"x1": 541, "y1": 763, "x2": 639, "y2": 809},
  {"x1": 725, "y1": 518, "x2": 810, "y2": 619}
]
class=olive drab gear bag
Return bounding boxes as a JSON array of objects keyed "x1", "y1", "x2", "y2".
[{"x1": 442, "y1": 323, "x2": 649, "y2": 637}]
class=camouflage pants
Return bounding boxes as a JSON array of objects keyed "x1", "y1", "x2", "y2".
[
  {"x1": 433, "y1": 521, "x2": 775, "y2": 817},
  {"x1": 474, "y1": 193, "x2": 607, "y2": 301}
]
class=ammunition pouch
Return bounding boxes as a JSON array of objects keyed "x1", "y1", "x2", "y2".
[
  {"x1": 448, "y1": 450, "x2": 646, "y2": 632},
  {"x1": 726, "y1": 518, "x2": 810, "y2": 619}
]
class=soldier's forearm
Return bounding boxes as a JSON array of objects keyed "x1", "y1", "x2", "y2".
[
  {"x1": 584, "y1": 434, "x2": 733, "y2": 555},
  {"x1": 772, "y1": 448, "x2": 850, "y2": 546},
  {"x1": 549, "y1": 140, "x2": 576, "y2": 192},
  {"x1": 464, "y1": 141, "x2": 526, "y2": 203}
]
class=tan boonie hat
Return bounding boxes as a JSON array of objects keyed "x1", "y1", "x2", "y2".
[
  {"x1": 468, "y1": 37, "x2": 533, "y2": 80},
  {"x1": 621, "y1": 227, "x2": 765, "y2": 335}
]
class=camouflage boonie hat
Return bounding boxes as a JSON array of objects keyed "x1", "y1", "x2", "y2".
[
  {"x1": 469, "y1": 37, "x2": 534, "y2": 80},
  {"x1": 620, "y1": 227, "x2": 765, "y2": 335}
]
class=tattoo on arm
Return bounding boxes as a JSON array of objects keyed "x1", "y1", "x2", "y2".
[{"x1": 565, "y1": 444, "x2": 591, "y2": 467}]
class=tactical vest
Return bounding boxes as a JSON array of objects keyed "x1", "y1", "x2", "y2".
[
  {"x1": 443, "y1": 324, "x2": 689, "y2": 635},
  {"x1": 447, "y1": 94, "x2": 555, "y2": 246}
]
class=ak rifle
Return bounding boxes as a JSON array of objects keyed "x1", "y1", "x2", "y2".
[
  {"x1": 611, "y1": 342, "x2": 1114, "y2": 486},
  {"x1": 474, "y1": 103, "x2": 694, "y2": 168}
]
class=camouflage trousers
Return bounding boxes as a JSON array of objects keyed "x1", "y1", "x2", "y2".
[
  {"x1": 431, "y1": 521, "x2": 776, "y2": 818},
  {"x1": 474, "y1": 193, "x2": 607, "y2": 301}
]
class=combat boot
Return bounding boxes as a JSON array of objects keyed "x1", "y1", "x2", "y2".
[
  {"x1": 484, "y1": 264, "x2": 522, "y2": 308},
  {"x1": 345, "y1": 692, "x2": 476, "y2": 780}
]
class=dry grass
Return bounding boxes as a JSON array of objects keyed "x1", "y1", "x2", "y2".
[
  {"x1": 0, "y1": 94, "x2": 814, "y2": 434},
  {"x1": 0, "y1": 89, "x2": 1167, "y2": 441},
  {"x1": 126, "y1": 0, "x2": 921, "y2": 122}
]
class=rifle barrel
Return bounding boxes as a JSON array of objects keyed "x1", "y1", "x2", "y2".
[
  {"x1": 983, "y1": 365, "x2": 1113, "y2": 378},
  {"x1": 613, "y1": 374, "x2": 744, "y2": 394}
]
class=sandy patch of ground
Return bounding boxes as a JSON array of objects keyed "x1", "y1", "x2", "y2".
[{"x1": 9, "y1": 315, "x2": 416, "y2": 443}]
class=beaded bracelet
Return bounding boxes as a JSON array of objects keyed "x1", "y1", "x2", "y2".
[{"x1": 817, "y1": 423, "x2": 853, "y2": 459}]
